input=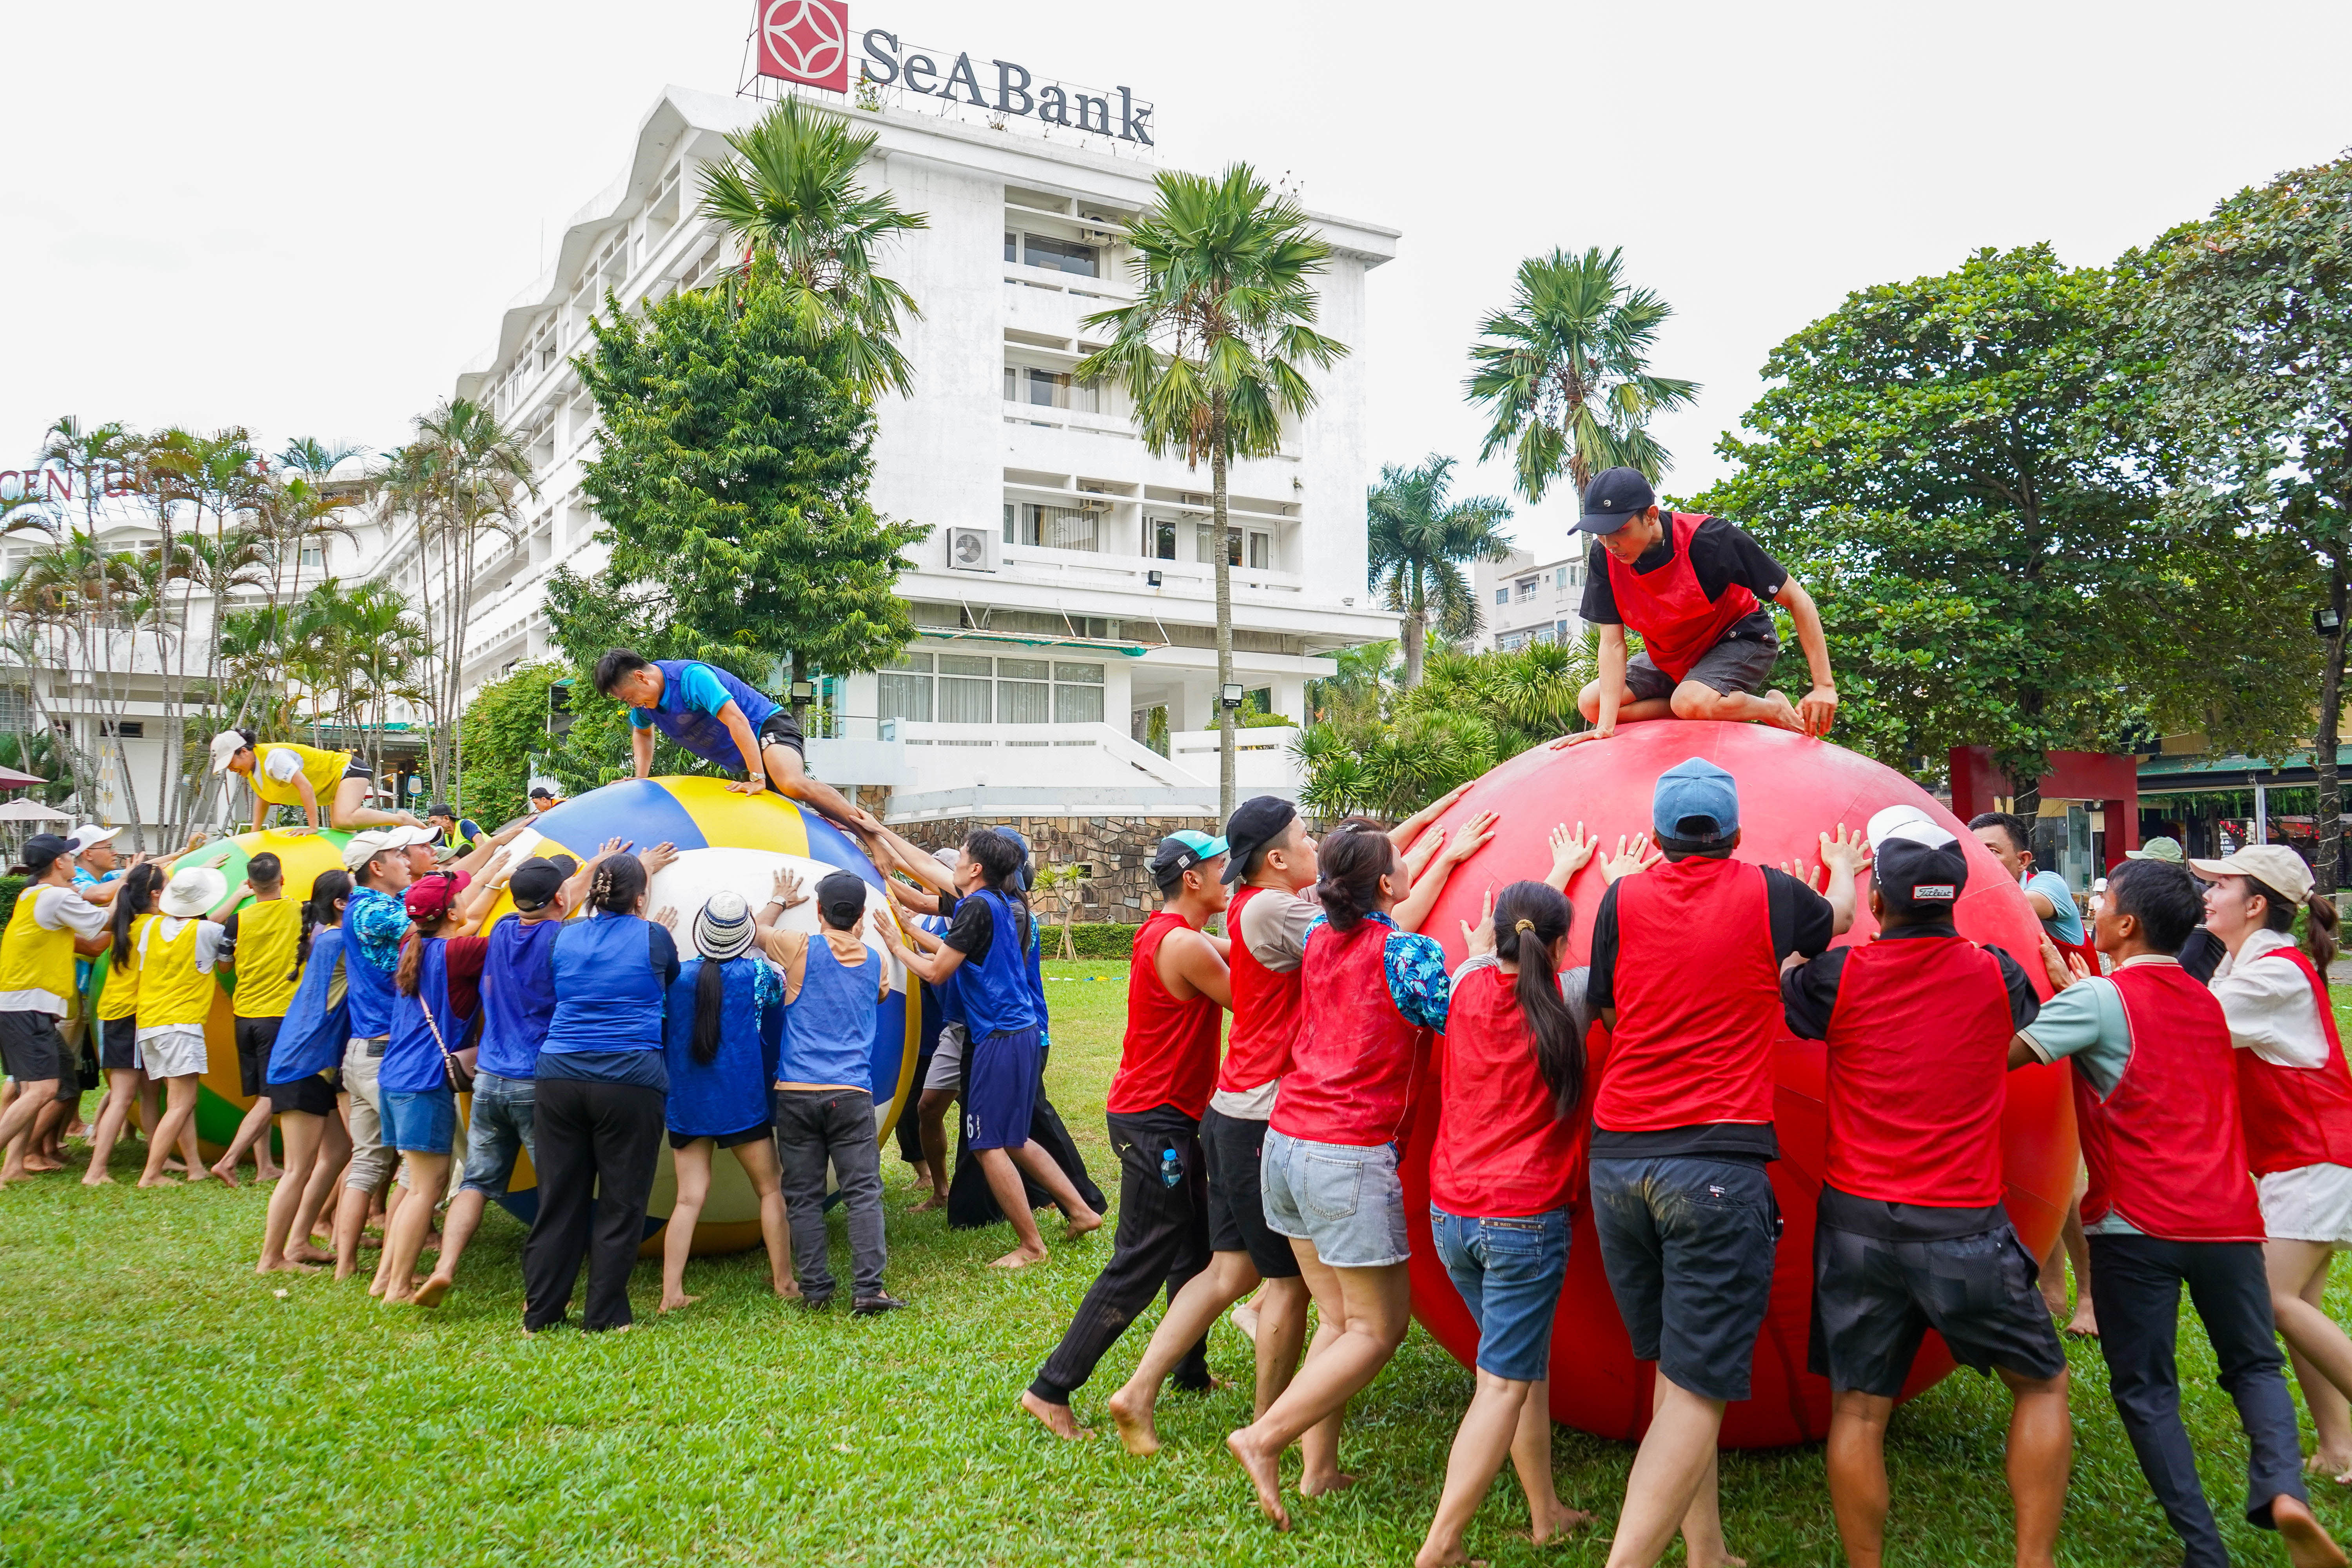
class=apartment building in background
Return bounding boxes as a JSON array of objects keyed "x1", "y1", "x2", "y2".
[{"x1": 1469, "y1": 546, "x2": 1589, "y2": 655}]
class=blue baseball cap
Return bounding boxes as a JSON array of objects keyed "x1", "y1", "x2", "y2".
[
  {"x1": 994, "y1": 827, "x2": 1034, "y2": 891},
  {"x1": 1653, "y1": 757, "x2": 1740, "y2": 844},
  {"x1": 1575, "y1": 466, "x2": 1657, "y2": 534},
  {"x1": 1151, "y1": 829, "x2": 1229, "y2": 887}
]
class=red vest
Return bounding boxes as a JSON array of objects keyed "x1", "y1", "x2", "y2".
[
  {"x1": 1823, "y1": 936, "x2": 2012, "y2": 1207},
  {"x1": 1218, "y1": 884, "x2": 1303, "y2": 1098},
  {"x1": 1602, "y1": 512, "x2": 1760, "y2": 682},
  {"x1": 1430, "y1": 964, "x2": 1592, "y2": 1217},
  {"x1": 2075, "y1": 963, "x2": 2265, "y2": 1243},
  {"x1": 1271, "y1": 919, "x2": 1429, "y2": 1147},
  {"x1": 2234, "y1": 946, "x2": 2352, "y2": 1177},
  {"x1": 1594, "y1": 856, "x2": 1780, "y2": 1132},
  {"x1": 1106, "y1": 911, "x2": 1225, "y2": 1120}
]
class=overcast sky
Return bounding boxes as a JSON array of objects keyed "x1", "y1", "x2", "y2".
[{"x1": 6, "y1": 1, "x2": 2347, "y2": 551}]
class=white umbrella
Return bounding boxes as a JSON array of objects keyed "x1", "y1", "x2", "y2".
[{"x1": 0, "y1": 799, "x2": 69, "y2": 822}]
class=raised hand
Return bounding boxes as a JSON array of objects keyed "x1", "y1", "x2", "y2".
[
  {"x1": 1443, "y1": 810, "x2": 1499, "y2": 865},
  {"x1": 1461, "y1": 887, "x2": 1496, "y2": 958},
  {"x1": 650, "y1": 906, "x2": 679, "y2": 933},
  {"x1": 1798, "y1": 685, "x2": 1840, "y2": 737},
  {"x1": 1601, "y1": 833, "x2": 1662, "y2": 884},
  {"x1": 771, "y1": 866, "x2": 805, "y2": 907},
  {"x1": 1779, "y1": 859, "x2": 1822, "y2": 891},
  {"x1": 1551, "y1": 727, "x2": 1612, "y2": 751},
  {"x1": 1402, "y1": 828, "x2": 1446, "y2": 882},
  {"x1": 2040, "y1": 938, "x2": 2082, "y2": 993},
  {"x1": 1817, "y1": 823, "x2": 1870, "y2": 877},
  {"x1": 1547, "y1": 822, "x2": 1601, "y2": 887},
  {"x1": 639, "y1": 841, "x2": 680, "y2": 877}
]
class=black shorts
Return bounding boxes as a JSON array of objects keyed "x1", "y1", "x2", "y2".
[
  {"x1": 234, "y1": 1016, "x2": 284, "y2": 1097},
  {"x1": 267, "y1": 1071, "x2": 338, "y2": 1118},
  {"x1": 0, "y1": 1009, "x2": 69, "y2": 1085},
  {"x1": 1623, "y1": 630, "x2": 1780, "y2": 704},
  {"x1": 757, "y1": 710, "x2": 806, "y2": 764},
  {"x1": 1201, "y1": 1105, "x2": 1302, "y2": 1280},
  {"x1": 1590, "y1": 1154, "x2": 1782, "y2": 1403},
  {"x1": 1809, "y1": 1200, "x2": 2067, "y2": 1398},
  {"x1": 99, "y1": 1015, "x2": 140, "y2": 1071},
  {"x1": 341, "y1": 761, "x2": 374, "y2": 782},
  {"x1": 671, "y1": 1120, "x2": 772, "y2": 1151}
]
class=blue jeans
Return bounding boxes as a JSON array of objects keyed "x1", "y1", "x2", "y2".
[
  {"x1": 459, "y1": 1071, "x2": 537, "y2": 1195},
  {"x1": 1431, "y1": 1206, "x2": 1571, "y2": 1381},
  {"x1": 380, "y1": 1085, "x2": 457, "y2": 1156}
]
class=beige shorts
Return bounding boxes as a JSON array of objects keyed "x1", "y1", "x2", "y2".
[
  {"x1": 341, "y1": 1037, "x2": 398, "y2": 1193},
  {"x1": 2259, "y1": 1163, "x2": 2352, "y2": 1247},
  {"x1": 137, "y1": 1029, "x2": 208, "y2": 1079}
]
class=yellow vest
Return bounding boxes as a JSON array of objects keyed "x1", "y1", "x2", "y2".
[
  {"x1": 96, "y1": 913, "x2": 151, "y2": 1022},
  {"x1": 229, "y1": 898, "x2": 303, "y2": 1019},
  {"x1": 0, "y1": 884, "x2": 77, "y2": 1007},
  {"x1": 136, "y1": 918, "x2": 218, "y2": 1030},
  {"x1": 251, "y1": 742, "x2": 353, "y2": 810}
]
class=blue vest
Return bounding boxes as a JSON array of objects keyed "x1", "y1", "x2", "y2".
[
  {"x1": 650, "y1": 659, "x2": 780, "y2": 767},
  {"x1": 267, "y1": 927, "x2": 352, "y2": 1085},
  {"x1": 662, "y1": 957, "x2": 771, "y2": 1136},
  {"x1": 478, "y1": 916, "x2": 563, "y2": 1079},
  {"x1": 383, "y1": 936, "x2": 470, "y2": 1094},
  {"x1": 781, "y1": 937, "x2": 883, "y2": 1089},
  {"x1": 544, "y1": 915, "x2": 667, "y2": 1054},
  {"x1": 344, "y1": 921, "x2": 400, "y2": 1039},
  {"x1": 956, "y1": 889, "x2": 1038, "y2": 1039}
]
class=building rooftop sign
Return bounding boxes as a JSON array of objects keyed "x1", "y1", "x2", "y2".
[{"x1": 744, "y1": 1, "x2": 1156, "y2": 155}]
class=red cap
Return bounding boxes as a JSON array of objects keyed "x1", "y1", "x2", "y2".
[{"x1": 404, "y1": 873, "x2": 459, "y2": 923}]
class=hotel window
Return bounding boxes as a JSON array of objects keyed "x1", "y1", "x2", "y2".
[
  {"x1": 880, "y1": 653, "x2": 935, "y2": 722},
  {"x1": 1149, "y1": 518, "x2": 1178, "y2": 560},
  {"x1": 880, "y1": 653, "x2": 1108, "y2": 726},
  {"x1": 1515, "y1": 576, "x2": 1538, "y2": 601},
  {"x1": 1054, "y1": 661, "x2": 1105, "y2": 722},
  {"x1": 1003, "y1": 365, "x2": 1099, "y2": 413},
  {"x1": 1013, "y1": 232, "x2": 1099, "y2": 277},
  {"x1": 936, "y1": 654, "x2": 995, "y2": 723},
  {"x1": 1194, "y1": 525, "x2": 1272, "y2": 569},
  {"x1": 1005, "y1": 502, "x2": 1100, "y2": 553},
  {"x1": 1494, "y1": 587, "x2": 1508, "y2": 606},
  {"x1": 300, "y1": 546, "x2": 325, "y2": 570}
]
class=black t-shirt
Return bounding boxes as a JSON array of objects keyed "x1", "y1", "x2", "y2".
[
  {"x1": 1584, "y1": 858, "x2": 1835, "y2": 1162},
  {"x1": 1580, "y1": 516, "x2": 1787, "y2": 642},
  {"x1": 940, "y1": 891, "x2": 1029, "y2": 966},
  {"x1": 1779, "y1": 924, "x2": 2041, "y2": 1042}
]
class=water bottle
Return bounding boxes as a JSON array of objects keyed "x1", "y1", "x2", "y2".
[{"x1": 1160, "y1": 1146, "x2": 1181, "y2": 1188}]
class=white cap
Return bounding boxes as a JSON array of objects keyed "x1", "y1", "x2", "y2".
[
  {"x1": 1865, "y1": 804, "x2": 1956, "y2": 854},
  {"x1": 341, "y1": 824, "x2": 436, "y2": 872},
  {"x1": 2189, "y1": 845, "x2": 2314, "y2": 905},
  {"x1": 68, "y1": 823, "x2": 123, "y2": 853},
  {"x1": 158, "y1": 864, "x2": 227, "y2": 919},
  {"x1": 207, "y1": 731, "x2": 250, "y2": 774}
]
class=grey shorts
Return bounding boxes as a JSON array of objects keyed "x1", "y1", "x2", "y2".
[
  {"x1": 1624, "y1": 631, "x2": 1779, "y2": 703},
  {"x1": 922, "y1": 1020, "x2": 967, "y2": 1094},
  {"x1": 1260, "y1": 1128, "x2": 1410, "y2": 1269},
  {"x1": 341, "y1": 1036, "x2": 397, "y2": 1193}
]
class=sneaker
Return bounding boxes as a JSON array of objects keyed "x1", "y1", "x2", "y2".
[{"x1": 852, "y1": 1292, "x2": 908, "y2": 1316}]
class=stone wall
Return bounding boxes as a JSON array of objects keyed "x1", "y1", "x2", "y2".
[{"x1": 894, "y1": 813, "x2": 1223, "y2": 924}]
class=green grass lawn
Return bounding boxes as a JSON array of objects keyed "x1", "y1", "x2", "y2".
[{"x1": 5, "y1": 967, "x2": 2352, "y2": 1566}]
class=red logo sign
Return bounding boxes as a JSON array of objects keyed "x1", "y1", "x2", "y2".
[{"x1": 756, "y1": 0, "x2": 851, "y2": 91}]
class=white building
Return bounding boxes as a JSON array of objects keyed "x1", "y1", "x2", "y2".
[
  {"x1": 427, "y1": 83, "x2": 1401, "y2": 822},
  {"x1": 1469, "y1": 546, "x2": 1589, "y2": 655}
]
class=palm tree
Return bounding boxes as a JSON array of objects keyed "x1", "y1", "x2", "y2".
[
  {"x1": 1465, "y1": 247, "x2": 1700, "y2": 503},
  {"x1": 1077, "y1": 163, "x2": 1349, "y2": 820},
  {"x1": 1366, "y1": 456, "x2": 1515, "y2": 688},
  {"x1": 696, "y1": 95, "x2": 929, "y2": 399}
]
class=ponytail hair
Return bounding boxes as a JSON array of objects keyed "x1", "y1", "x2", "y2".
[
  {"x1": 299, "y1": 870, "x2": 352, "y2": 965},
  {"x1": 963, "y1": 829, "x2": 1033, "y2": 933},
  {"x1": 1313, "y1": 820, "x2": 1395, "y2": 933},
  {"x1": 1492, "y1": 881, "x2": 1584, "y2": 1119},
  {"x1": 396, "y1": 929, "x2": 424, "y2": 996},
  {"x1": 109, "y1": 862, "x2": 165, "y2": 967},
  {"x1": 588, "y1": 852, "x2": 648, "y2": 916},
  {"x1": 691, "y1": 957, "x2": 727, "y2": 1065},
  {"x1": 2254, "y1": 876, "x2": 2343, "y2": 972}
]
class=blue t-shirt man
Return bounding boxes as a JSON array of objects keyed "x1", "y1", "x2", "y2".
[{"x1": 2024, "y1": 867, "x2": 2085, "y2": 946}]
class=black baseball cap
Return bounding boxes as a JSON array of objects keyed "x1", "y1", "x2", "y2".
[
  {"x1": 816, "y1": 870, "x2": 869, "y2": 927},
  {"x1": 19, "y1": 833, "x2": 73, "y2": 875},
  {"x1": 1575, "y1": 466, "x2": 1657, "y2": 534},
  {"x1": 1222, "y1": 797, "x2": 1297, "y2": 884},
  {"x1": 508, "y1": 857, "x2": 568, "y2": 912},
  {"x1": 528, "y1": 786, "x2": 557, "y2": 802}
]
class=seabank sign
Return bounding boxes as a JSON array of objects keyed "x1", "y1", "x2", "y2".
[{"x1": 752, "y1": 0, "x2": 1154, "y2": 146}]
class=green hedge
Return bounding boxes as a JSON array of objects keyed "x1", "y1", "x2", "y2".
[{"x1": 1035, "y1": 918, "x2": 1231, "y2": 960}]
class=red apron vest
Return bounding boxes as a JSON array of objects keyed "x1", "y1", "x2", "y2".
[
  {"x1": 2234, "y1": 945, "x2": 2352, "y2": 1176},
  {"x1": 1593, "y1": 856, "x2": 1780, "y2": 1132},
  {"x1": 2074, "y1": 963, "x2": 2265, "y2": 1243},
  {"x1": 1430, "y1": 963, "x2": 1592, "y2": 1217},
  {"x1": 1271, "y1": 919, "x2": 1428, "y2": 1147},
  {"x1": 1106, "y1": 910, "x2": 1225, "y2": 1120},
  {"x1": 1823, "y1": 936, "x2": 2012, "y2": 1207},
  {"x1": 1219, "y1": 884, "x2": 1304, "y2": 1098},
  {"x1": 1602, "y1": 512, "x2": 1760, "y2": 683}
]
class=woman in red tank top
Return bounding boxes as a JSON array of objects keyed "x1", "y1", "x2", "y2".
[{"x1": 2196, "y1": 847, "x2": 2352, "y2": 1479}]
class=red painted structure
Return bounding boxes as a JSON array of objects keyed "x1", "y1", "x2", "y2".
[{"x1": 1947, "y1": 746, "x2": 2141, "y2": 871}]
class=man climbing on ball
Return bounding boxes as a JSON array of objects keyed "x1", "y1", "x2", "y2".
[{"x1": 1562, "y1": 466, "x2": 1838, "y2": 742}]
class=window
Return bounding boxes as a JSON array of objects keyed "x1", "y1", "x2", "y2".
[
  {"x1": 1018, "y1": 233, "x2": 1099, "y2": 277},
  {"x1": 1496, "y1": 630, "x2": 1528, "y2": 651},
  {"x1": 1194, "y1": 524, "x2": 1273, "y2": 568},
  {"x1": 882, "y1": 653, "x2": 1109, "y2": 726},
  {"x1": 1004, "y1": 230, "x2": 1017, "y2": 262},
  {"x1": 936, "y1": 654, "x2": 994, "y2": 723},
  {"x1": 1494, "y1": 587, "x2": 1508, "y2": 606},
  {"x1": 1515, "y1": 576, "x2": 1538, "y2": 601},
  {"x1": 1003, "y1": 365, "x2": 1098, "y2": 413},
  {"x1": 1149, "y1": 518, "x2": 1178, "y2": 560},
  {"x1": 879, "y1": 652, "x2": 934, "y2": 723},
  {"x1": 300, "y1": 545, "x2": 325, "y2": 570},
  {"x1": 0, "y1": 687, "x2": 24, "y2": 730},
  {"x1": 1006, "y1": 502, "x2": 1100, "y2": 553},
  {"x1": 100, "y1": 720, "x2": 144, "y2": 738},
  {"x1": 1054, "y1": 661, "x2": 1105, "y2": 723},
  {"x1": 998, "y1": 658, "x2": 1051, "y2": 724}
]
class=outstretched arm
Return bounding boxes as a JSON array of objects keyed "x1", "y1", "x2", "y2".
[
  {"x1": 1388, "y1": 783, "x2": 1470, "y2": 853},
  {"x1": 1816, "y1": 824, "x2": 1869, "y2": 936},
  {"x1": 715, "y1": 699, "x2": 767, "y2": 796},
  {"x1": 1775, "y1": 578, "x2": 1837, "y2": 736},
  {"x1": 630, "y1": 724, "x2": 655, "y2": 781},
  {"x1": 1392, "y1": 809, "x2": 1498, "y2": 933}
]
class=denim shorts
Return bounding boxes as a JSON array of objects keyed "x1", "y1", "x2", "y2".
[
  {"x1": 1590, "y1": 1154, "x2": 1781, "y2": 1403},
  {"x1": 1259, "y1": 1129, "x2": 1410, "y2": 1269},
  {"x1": 1432, "y1": 1206, "x2": 1572, "y2": 1382},
  {"x1": 459, "y1": 1071, "x2": 535, "y2": 1194},
  {"x1": 381, "y1": 1085, "x2": 458, "y2": 1157}
]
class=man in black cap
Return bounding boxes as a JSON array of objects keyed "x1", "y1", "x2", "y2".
[
  {"x1": 1778, "y1": 806, "x2": 2066, "y2": 1568},
  {"x1": 1565, "y1": 465, "x2": 1838, "y2": 742},
  {"x1": 0, "y1": 834, "x2": 113, "y2": 1183}
]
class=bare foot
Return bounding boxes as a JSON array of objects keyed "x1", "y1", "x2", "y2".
[
  {"x1": 81, "y1": 1171, "x2": 116, "y2": 1187},
  {"x1": 1064, "y1": 1208, "x2": 1103, "y2": 1240},
  {"x1": 991, "y1": 1243, "x2": 1048, "y2": 1269},
  {"x1": 1688, "y1": 1553, "x2": 1747, "y2": 1568},
  {"x1": 2308, "y1": 1452, "x2": 2352, "y2": 1482},
  {"x1": 23, "y1": 1155, "x2": 63, "y2": 1174},
  {"x1": 1226, "y1": 1429, "x2": 1290, "y2": 1530},
  {"x1": 254, "y1": 1167, "x2": 283, "y2": 1184},
  {"x1": 1106, "y1": 1385, "x2": 1160, "y2": 1455},
  {"x1": 258, "y1": 1256, "x2": 321, "y2": 1275},
  {"x1": 289, "y1": 1242, "x2": 334, "y2": 1265},
  {"x1": 206, "y1": 1161, "x2": 241, "y2": 1188},
  {"x1": 1757, "y1": 690, "x2": 1807, "y2": 733},
  {"x1": 1018, "y1": 1390, "x2": 1089, "y2": 1439},
  {"x1": 136, "y1": 1172, "x2": 183, "y2": 1188},
  {"x1": 1525, "y1": 1506, "x2": 1595, "y2": 1544},
  {"x1": 658, "y1": 1291, "x2": 701, "y2": 1314},
  {"x1": 412, "y1": 1274, "x2": 454, "y2": 1308},
  {"x1": 189, "y1": 1169, "x2": 227, "y2": 1189},
  {"x1": 2276, "y1": 1494, "x2": 2348, "y2": 1568},
  {"x1": 773, "y1": 1281, "x2": 803, "y2": 1301},
  {"x1": 909, "y1": 1192, "x2": 946, "y2": 1212},
  {"x1": 163, "y1": 1158, "x2": 187, "y2": 1173},
  {"x1": 1299, "y1": 1468, "x2": 1358, "y2": 1499},
  {"x1": 1231, "y1": 1298, "x2": 1261, "y2": 1343},
  {"x1": 1413, "y1": 1544, "x2": 1485, "y2": 1568},
  {"x1": 2065, "y1": 1306, "x2": 2099, "y2": 1338}
]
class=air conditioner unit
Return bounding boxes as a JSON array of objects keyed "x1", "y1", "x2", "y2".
[
  {"x1": 1081, "y1": 228, "x2": 1115, "y2": 245},
  {"x1": 946, "y1": 525, "x2": 1000, "y2": 573},
  {"x1": 1076, "y1": 496, "x2": 1112, "y2": 513}
]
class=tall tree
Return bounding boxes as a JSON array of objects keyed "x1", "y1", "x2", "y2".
[
  {"x1": 1365, "y1": 455, "x2": 1515, "y2": 688},
  {"x1": 35, "y1": 417, "x2": 142, "y2": 831},
  {"x1": 1690, "y1": 245, "x2": 2182, "y2": 796},
  {"x1": 562, "y1": 275, "x2": 925, "y2": 723},
  {"x1": 2141, "y1": 154, "x2": 2352, "y2": 891},
  {"x1": 1466, "y1": 246, "x2": 1699, "y2": 502},
  {"x1": 1078, "y1": 162, "x2": 1348, "y2": 819},
  {"x1": 696, "y1": 95, "x2": 929, "y2": 400}
]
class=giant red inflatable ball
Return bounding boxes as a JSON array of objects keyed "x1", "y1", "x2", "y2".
[{"x1": 1398, "y1": 719, "x2": 2077, "y2": 1448}]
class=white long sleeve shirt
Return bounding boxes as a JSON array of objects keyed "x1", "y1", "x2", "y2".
[{"x1": 2210, "y1": 927, "x2": 2331, "y2": 1070}]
